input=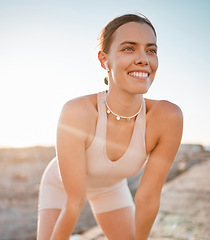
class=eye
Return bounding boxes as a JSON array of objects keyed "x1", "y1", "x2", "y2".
[
  {"x1": 122, "y1": 46, "x2": 134, "y2": 52},
  {"x1": 148, "y1": 48, "x2": 157, "y2": 54}
]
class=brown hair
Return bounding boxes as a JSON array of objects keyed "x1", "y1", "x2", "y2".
[{"x1": 98, "y1": 13, "x2": 156, "y2": 54}]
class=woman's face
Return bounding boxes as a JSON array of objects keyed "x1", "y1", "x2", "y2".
[{"x1": 106, "y1": 22, "x2": 158, "y2": 94}]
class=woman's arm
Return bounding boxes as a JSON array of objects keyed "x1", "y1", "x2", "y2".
[
  {"x1": 134, "y1": 101, "x2": 183, "y2": 240},
  {"x1": 50, "y1": 99, "x2": 90, "y2": 240}
]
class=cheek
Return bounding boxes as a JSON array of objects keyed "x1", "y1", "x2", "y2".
[
  {"x1": 148, "y1": 57, "x2": 158, "y2": 78},
  {"x1": 152, "y1": 56, "x2": 159, "y2": 71},
  {"x1": 111, "y1": 52, "x2": 132, "y2": 68},
  {"x1": 111, "y1": 59, "x2": 126, "y2": 76}
]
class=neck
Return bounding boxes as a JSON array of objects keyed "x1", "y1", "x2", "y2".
[{"x1": 106, "y1": 89, "x2": 143, "y2": 118}]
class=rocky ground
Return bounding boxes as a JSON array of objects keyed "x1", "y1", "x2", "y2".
[{"x1": 0, "y1": 144, "x2": 209, "y2": 240}]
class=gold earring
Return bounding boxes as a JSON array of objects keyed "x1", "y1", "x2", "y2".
[{"x1": 104, "y1": 77, "x2": 108, "y2": 85}]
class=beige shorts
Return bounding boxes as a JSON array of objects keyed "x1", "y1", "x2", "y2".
[{"x1": 38, "y1": 158, "x2": 134, "y2": 214}]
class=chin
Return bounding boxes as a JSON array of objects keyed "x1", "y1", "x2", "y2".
[
  {"x1": 131, "y1": 80, "x2": 153, "y2": 94},
  {"x1": 130, "y1": 85, "x2": 151, "y2": 95},
  {"x1": 126, "y1": 89, "x2": 149, "y2": 96}
]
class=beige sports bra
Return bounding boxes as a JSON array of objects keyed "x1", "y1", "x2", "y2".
[{"x1": 86, "y1": 91, "x2": 148, "y2": 192}]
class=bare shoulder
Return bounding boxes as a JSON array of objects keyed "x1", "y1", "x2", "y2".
[
  {"x1": 146, "y1": 98, "x2": 183, "y2": 123},
  {"x1": 145, "y1": 99, "x2": 183, "y2": 153},
  {"x1": 61, "y1": 94, "x2": 97, "y2": 117},
  {"x1": 58, "y1": 93, "x2": 98, "y2": 133}
]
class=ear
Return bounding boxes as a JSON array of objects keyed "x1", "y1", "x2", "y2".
[{"x1": 98, "y1": 51, "x2": 108, "y2": 70}]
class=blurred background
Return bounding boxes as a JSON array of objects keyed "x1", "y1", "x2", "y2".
[{"x1": 0, "y1": 0, "x2": 210, "y2": 148}]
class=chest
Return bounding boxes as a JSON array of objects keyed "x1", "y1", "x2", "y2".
[
  {"x1": 86, "y1": 115, "x2": 147, "y2": 184},
  {"x1": 86, "y1": 124, "x2": 147, "y2": 187},
  {"x1": 106, "y1": 119, "x2": 135, "y2": 161}
]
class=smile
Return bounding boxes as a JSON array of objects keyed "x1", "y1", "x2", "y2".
[{"x1": 128, "y1": 71, "x2": 149, "y2": 78}]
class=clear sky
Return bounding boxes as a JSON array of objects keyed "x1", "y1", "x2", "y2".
[{"x1": 0, "y1": 0, "x2": 210, "y2": 147}]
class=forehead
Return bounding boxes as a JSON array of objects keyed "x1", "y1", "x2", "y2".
[{"x1": 112, "y1": 22, "x2": 156, "y2": 46}]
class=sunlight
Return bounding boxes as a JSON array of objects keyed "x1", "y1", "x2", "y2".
[{"x1": 1, "y1": 1, "x2": 210, "y2": 148}]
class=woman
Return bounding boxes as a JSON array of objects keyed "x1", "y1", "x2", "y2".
[{"x1": 37, "y1": 13, "x2": 183, "y2": 240}]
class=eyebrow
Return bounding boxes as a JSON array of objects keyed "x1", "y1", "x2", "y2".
[{"x1": 120, "y1": 41, "x2": 157, "y2": 48}]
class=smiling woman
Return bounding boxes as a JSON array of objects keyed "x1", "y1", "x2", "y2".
[
  {"x1": 99, "y1": 21, "x2": 158, "y2": 97},
  {"x1": 37, "y1": 13, "x2": 183, "y2": 240}
]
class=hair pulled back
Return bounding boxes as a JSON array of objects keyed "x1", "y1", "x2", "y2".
[{"x1": 98, "y1": 13, "x2": 156, "y2": 54}]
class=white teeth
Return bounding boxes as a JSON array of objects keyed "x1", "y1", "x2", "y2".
[{"x1": 129, "y1": 72, "x2": 148, "y2": 78}]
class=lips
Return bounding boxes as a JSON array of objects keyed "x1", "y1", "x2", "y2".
[{"x1": 128, "y1": 71, "x2": 149, "y2": 78}]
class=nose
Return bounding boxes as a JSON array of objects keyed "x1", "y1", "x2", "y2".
[
  {"x1": 135, "y1": 51, "x2": 149, "y2": 66},
  {"x1": 135, "y1": 59, "x2": 149, "y2": 66}
]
